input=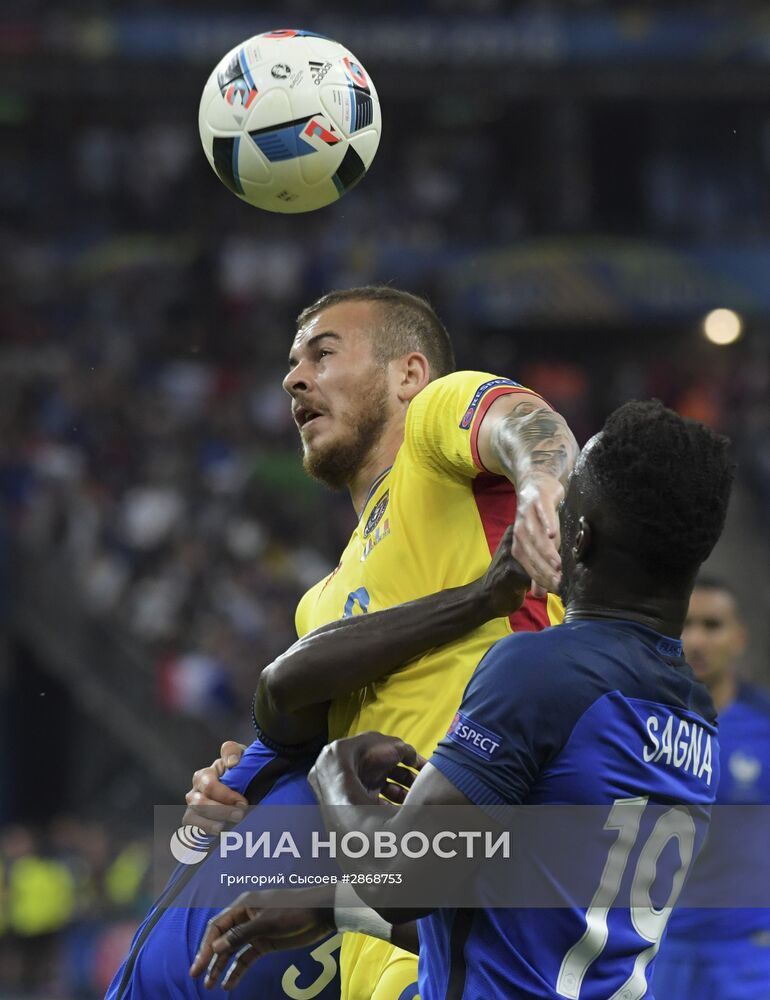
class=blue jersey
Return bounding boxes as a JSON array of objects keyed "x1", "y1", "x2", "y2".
[
  {"x1": 105, "y1": 739, "x2": 341, "y2": 1000},
  {"x1": 418, "y1": 619, "x2": 719, "y2": 1000},
  {"x1": 664, "y1": 681, "x2": 770, "y2": 942}
]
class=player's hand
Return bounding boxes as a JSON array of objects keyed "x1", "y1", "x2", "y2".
[
  {"x1": 190, "y1": 891, "x2": 334, "y2": 991},
  {"x1": 309, "y1": 732, "x2": 426, "y2": 806},
  {"x1": 511, "y1": 473, "x2": 564, "y2": 597},
  {"x1": 183, "y1": 741, "x2": 248, "y2": 835},
  {"x1": 481, "y1": 524, "x2": 531, "y2": 618}
]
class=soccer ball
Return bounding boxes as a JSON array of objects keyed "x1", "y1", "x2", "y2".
[{"x1": 198, "y1": 29, "x2": 381, "y2": 213}]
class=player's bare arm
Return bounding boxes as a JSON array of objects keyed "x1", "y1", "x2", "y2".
[
  {"x1": 184, "y1": 531, "x2": 529, "y2": 825},
  {"x1": 256, "y1": 525, "x2": 529, "y2": 745},
  {"x1": 476, "y1": 391, "x2": 579, "y2": 595}
]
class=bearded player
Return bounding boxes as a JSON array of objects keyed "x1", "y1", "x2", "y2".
[{"x1": 187, "y1": 286, "x2": 579, "y2": 999}]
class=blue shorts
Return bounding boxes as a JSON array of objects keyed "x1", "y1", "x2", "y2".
[{"x1": 653, "y1": 932, "x2": 770, "y2": 1000}]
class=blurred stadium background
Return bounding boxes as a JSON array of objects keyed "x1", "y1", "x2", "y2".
[{"x1": 1, "y1": 0, "x2": 770, "y2": 995}]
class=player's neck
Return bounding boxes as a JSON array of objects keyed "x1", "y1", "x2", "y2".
[
  {"x1": 564, "y1": 557, "x2": 692, "y2": 639},
  {"x1": 707, "y1": 671, "x2": 738, "y2": 712},
  {"x1": 564, "y1": 593, "x2": 688, "y2": 641},
  {"x1": 348, "y1": 425, "x2": 404, "y2": 516}
]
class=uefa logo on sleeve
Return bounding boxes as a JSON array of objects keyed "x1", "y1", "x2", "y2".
[{"x1": 169, "y1": 825, "x2": 214, "y2": 865}]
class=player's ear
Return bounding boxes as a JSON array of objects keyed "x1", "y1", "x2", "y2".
[
  {"x1": 394, "y1": 352, "x2": 431, "y2": 403},
  {"x1": 573, "y1": 516, "x2": 592, "y2": 563}
]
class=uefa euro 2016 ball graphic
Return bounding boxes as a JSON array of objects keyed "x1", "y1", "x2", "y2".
[{"x1": 198, "y1": 30, "x2": 381, "y2": 213}]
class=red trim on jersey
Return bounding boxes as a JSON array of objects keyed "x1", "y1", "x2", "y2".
[
  {"x1": 469, "y1": 387, "x2": 544, "y2": 473},
  {"x1": 472, "y1": 473, "x2": 552, "y2": 634}
]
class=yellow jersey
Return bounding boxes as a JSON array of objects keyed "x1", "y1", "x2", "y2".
[{"x1": 295, "y1": 371, "x2": 564, "y2": 1000}]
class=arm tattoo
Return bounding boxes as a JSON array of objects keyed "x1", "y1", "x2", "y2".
[{"x1": 492, "y1": 402, "x2": 578, "y2": 485}]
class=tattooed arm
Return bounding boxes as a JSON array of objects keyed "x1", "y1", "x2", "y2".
[{"x1": 476, "y1": 392, "x2": 579, "y2": 595}]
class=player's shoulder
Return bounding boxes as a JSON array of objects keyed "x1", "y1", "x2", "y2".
[
  {"x1": 472, "y1": 623, "x2": 606, "y2": 708},
  {"x1": 737, "y1": 682, "x2": 770, "y2": 721},
  {"x1": 477, "y1": 618, "x2": 679, "y2": 706},
  {"x1": 433, "y1": 369, "x2": 522, "y2": 390},
  {"x1": 415, "y1": 370, "x2": 523, "y2": 409},
  {"x1": 401, "y1": 370, "x2": 528, "y2": 479},
  {"x1": 452, "y1": 624, "x2": 618, "y2": 769},
  {"x1": 486, "y1": 618, "x2": 610, "y2": 668}
]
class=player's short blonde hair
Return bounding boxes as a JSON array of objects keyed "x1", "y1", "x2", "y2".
[{"x1": 297, "y1": 286, "x2": 456, "y2": 381}]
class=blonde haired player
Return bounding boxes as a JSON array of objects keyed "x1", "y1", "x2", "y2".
[{"x1": 186, "y1": 287, "x2": 578, "y2": 999}]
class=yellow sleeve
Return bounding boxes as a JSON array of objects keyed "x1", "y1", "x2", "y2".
[{"x1": 403, "y1": 370, "x2": 537, "y2": 481}]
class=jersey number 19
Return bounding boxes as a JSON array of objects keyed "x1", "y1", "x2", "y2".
[{"x1": 556, "y1": 796, "x2": 697, "y2": 1000}]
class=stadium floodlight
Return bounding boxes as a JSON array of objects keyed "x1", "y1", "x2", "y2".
[{"x1": 703, "y1": 308, "x2": 743, "y2": 346}]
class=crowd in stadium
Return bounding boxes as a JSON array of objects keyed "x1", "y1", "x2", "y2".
[
  {"x1": 0, "y1": 819, "x2": 152, "y2": 998},
  {"x1": 2, "y1": 176, "x2": 770, "y2": 994},
  {"x1": 3, "y1": 103, "x2": 769, "y2": 731},
  {"x1": 3, "y1": 282, "x2": 769, "y2": 727}
]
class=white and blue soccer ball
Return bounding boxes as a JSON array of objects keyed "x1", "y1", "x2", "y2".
[{"x1": 198, "y1": 30, "x2": 381, "y2": 213}]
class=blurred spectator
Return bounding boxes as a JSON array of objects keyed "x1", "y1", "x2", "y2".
[
  {"x1": 0, "y1": 820, "x2": 152, "y2": 999},
  {"x1": 653, "y1": 578, "x2": 770, "y2": 999}
]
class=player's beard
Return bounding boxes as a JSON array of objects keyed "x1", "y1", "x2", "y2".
[{"x1": 301, "y1": 371, "x2": 392, "y2": 491}]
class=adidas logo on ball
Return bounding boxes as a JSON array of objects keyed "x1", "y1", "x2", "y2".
[{"x1": 309, "y1": 60, "x2": 332, "y2": 84}]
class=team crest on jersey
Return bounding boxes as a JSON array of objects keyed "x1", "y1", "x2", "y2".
[
  {"x1": 459, "y1": 378, "x2": 520, "y2": 430},
  {"x1": 447, "y1": 711, "x2": 502, "y2": 761},
  {"x1": 363, "y1": 490, "x2": 389, "y2": 538},
  {"x1": 729, "y1": 750, "x2": 762, "y2": 786}
]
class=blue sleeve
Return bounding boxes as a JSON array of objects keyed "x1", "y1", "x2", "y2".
[{"x1": 430, "y1": 631, "x2": 588, "y2": 806}]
